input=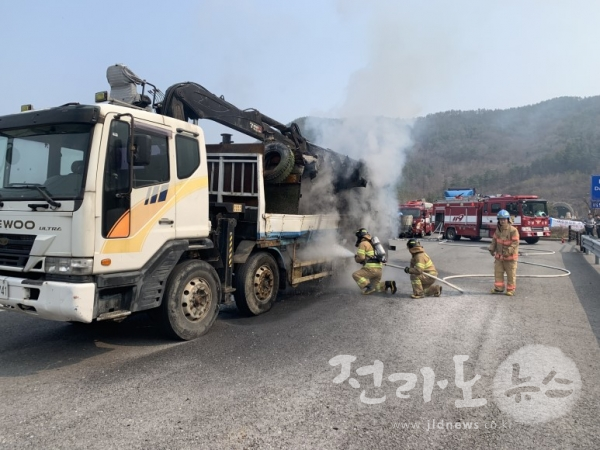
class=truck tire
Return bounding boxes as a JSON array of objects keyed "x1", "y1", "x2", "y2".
[
  {"x1": 234, "y1": 252, "x2": 279, "y2": 316},
  {"x1": 156, "y1": 260, "x2": 220, "y2": 340},
  {"x1": 446, "y1": 228, "x2": 460, "y2": 241},
  {"x1": 469, "y1": 236, "x2": 482, "y2": 241},
  {"x1": 524, "y1": 237, "x2": 540, "y2": 244},
  {"x1": 263, "y1": 142, "x2": 295, "y2": 183}
]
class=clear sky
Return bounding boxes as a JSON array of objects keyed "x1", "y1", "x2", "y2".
[{"x1": 2, "y1": 0, "x2": 600, "y2": 132}]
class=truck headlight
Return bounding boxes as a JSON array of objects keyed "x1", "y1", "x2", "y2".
[
  {"x1": 45, "y1": 257, "x2": 94, "y2": 275},
  {"x1": 521, "y1": 227, "x2": 532, "y2": 232},
  {"x1": 543, "y1": 227, "x2": 550, "y2": 231}
]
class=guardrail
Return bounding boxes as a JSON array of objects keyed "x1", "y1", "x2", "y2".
[{"x1": 581, "y1": 235, "x2": 600, "y2": 264}]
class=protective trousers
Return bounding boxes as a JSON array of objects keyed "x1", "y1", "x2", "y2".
[
  {"x1": 494, "y1": 259, "x2": 517, "y2": 293},
  {"x1": 410, "y1": 273, "x2": 438, "y2": 296},
  {"x1": 352, "y1": 267, "x2": 384, "y2": 292}
]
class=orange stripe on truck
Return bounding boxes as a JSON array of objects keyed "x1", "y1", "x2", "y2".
[{"x1": 107, "y1": 210, "x2": 131, "y2": 238}]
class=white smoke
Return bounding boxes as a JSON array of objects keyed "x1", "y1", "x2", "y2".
[
  {"x1": 301, "y1": 117, "x2": 412, "y2": 240},
  {"x1": 296, "y1": 1, "x2": 440, "y2": 286},
  {"x1": 295, "y1": 2, "x2": 431, "y2": 241}
]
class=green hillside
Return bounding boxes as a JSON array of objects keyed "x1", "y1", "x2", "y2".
[{"x1": 297, "y1": 96, "x2": 600, "y2": 218}]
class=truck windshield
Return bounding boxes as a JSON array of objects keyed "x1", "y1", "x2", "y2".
[
  {"x1": 0, "y1": 124, "x2": 91, "y2": 201},
  {"x1": 399, "y1": 208, "x2": 421, "y2": 217},
  {"x1": 521, "y1": 201, "x2": 548, "y2": 217}
]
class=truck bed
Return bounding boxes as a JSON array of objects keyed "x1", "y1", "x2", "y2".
[{"x1": 261, "y1": 213, "x2": 339, "y2": 241}]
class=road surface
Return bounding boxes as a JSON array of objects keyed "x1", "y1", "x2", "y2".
[{"x1": 0, "y1": 239, "x2": 599, "y2": 449}]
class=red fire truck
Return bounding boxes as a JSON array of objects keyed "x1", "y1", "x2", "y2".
[
  {"x1": 433, "y1": 193, "x2": 550, "y2": 244},
  {"x1": 398, "y1": 200, "x2": 434, "y2": 238}
]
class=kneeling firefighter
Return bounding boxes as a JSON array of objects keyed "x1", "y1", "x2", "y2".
[
  {"x1": 352, "y1": 228, "x2": 397, "y2": 295},
  {"x1": 404, "y1": 239, "x2": 442, "y2": 299}
]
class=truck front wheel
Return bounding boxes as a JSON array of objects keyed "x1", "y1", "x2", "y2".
[
  {"x1": 157, "y1": 260, "x2": 220, "y2": 340},
  {"x1": 235, "y1": 252, "x2": 280, "y2": 316},
  {"x1": 524, "y1": 237, "x2": 540, "y2": 244}
]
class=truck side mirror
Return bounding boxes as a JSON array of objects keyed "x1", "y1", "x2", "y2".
[{"x1": 127, "y1": 134, "x2": 152, "y2": 166}]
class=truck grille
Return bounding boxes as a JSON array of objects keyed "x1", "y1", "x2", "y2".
[{"x1": 0, "y1": 234, "x2": 36, "y2": 268}]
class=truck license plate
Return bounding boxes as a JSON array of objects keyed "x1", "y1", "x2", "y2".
[
  {"x1": 536, "y1": 232, "x2": 543, "y2": 236},
  {"x1": 0, "y1": 279, "x2": 8, "y2": 300}
]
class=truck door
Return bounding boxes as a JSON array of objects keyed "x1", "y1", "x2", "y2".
[
  {"x1": 174, "y1": 133, "x2": 210, "y2": 239},
  {"x1": 434, "y1": 211, "x2": 444, "y2": 233},
  {"x1": 506, "y1": 202, "x2": 519, "y2": 225},
  {"x1": 99, "y1": 118, "x2": 175, "y2": 265}
]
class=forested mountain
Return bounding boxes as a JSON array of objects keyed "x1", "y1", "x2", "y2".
[{"x1": 296, "y1": 96, "x2": 600, "y2": 217}]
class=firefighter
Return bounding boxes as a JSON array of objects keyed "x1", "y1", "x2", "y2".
[
  {"x1": 403, "y1": 239, "x2": 442, "y2": 299},
  {"x1": 352, "y1": 228, "x2": 397, "y2": 295},
  {"x1": 489, "y1": 209, "x2": 519, "y2": 296}
]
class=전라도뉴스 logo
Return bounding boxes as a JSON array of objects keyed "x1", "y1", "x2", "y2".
[{"x1": 492, "y1": 345, "x2": 581, "y2": 424}]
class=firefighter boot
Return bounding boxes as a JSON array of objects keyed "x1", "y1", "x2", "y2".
[
  {"x1": 433, "y1": 286, "x2": 442, "y2": 297},
  {"x1": 385, "y1": 281, "x2": 397, "y2": 294},
  {"x1": 362, "y1": 285, "x2": 376, "y2": 295}
]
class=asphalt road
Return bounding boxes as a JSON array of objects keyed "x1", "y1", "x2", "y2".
[{"x1": 0, "y1": 239, "x2": 599, "y2": 450}]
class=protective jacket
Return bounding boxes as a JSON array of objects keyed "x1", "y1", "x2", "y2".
[
  {"x1": 407, "y1": 246, "x2": 437, "y2": 276},
  {"x1": 355, "y1": 237, "x2": 382, "y2": 269},
  {"x1": 489, "y1": 223, "x2": 519, "y2": 261}
]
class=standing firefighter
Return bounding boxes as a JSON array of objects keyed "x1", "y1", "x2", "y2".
[
  {"x1": 489, "y1": 209, "x2": 520, "y2": 296},
  {"x1": 404, "y1": 239, "x2": 442, "y2": 299},
  {"x1": 352, "y1": 228, "x2": 397, "y2": 295}
]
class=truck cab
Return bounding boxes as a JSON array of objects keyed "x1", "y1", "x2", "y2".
[
  {"x1": 481, "y1": 195, "x2": 550, "y2": 244},
  {"x1": 398, "y1": 200, "x2": 433, "y2": 238},
  {"x1": 0, "y1": 103, "x2": 212, "y2": 326}
]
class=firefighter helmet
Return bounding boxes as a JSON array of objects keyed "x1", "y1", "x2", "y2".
[
  {"x1": 355, "y1": 228, "x2": 369, "y2": 239},
  {"x1": 406, "y1": 238, "x2": 420, "y2": 249},
  {"x1": 497, "y1": 209, "x2": 510, "y2": 219}
]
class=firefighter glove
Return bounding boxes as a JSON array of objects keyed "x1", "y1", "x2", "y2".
[
  {"x1": 489, "y1": 249, "x2": 495, "y2": 257},
  {"x1": 404, "y1": 266, "x2": 410, "y2": 274}
]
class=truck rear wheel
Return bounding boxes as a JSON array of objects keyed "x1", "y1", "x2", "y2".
[
  {"x1": 446, "y1": 228, "x2": 460, "y2": 241},
  {"x1": 157, "y1": 260, "x2": 220, "y2": 340},
  {"x1": 235, "y1": 252, "x2": 279, "y2": 316},
  {"x1": 524, "y1": 237, "x2": 540, "y2": 244}
]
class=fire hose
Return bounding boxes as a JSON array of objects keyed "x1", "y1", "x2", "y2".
[
  {"x1": 384, "y1": 262, "x2": 465, "y2": 293},
  {"x1": 384, "y1": 245, "x2": 571, "y2": 295}
]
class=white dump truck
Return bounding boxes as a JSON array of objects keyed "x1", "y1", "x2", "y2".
[{"x1": 0, "y1": 64, "x2": 367, "y2": 339}]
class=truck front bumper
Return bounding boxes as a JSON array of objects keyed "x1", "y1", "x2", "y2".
[{"x1": 0, "y1": 276, "x2": 96, "y2": 323}]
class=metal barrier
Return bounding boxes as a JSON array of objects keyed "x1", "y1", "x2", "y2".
[{"x1": 581, "y1": 235, "x2": 600, "y2": 264}]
